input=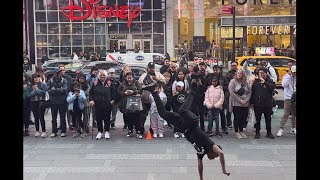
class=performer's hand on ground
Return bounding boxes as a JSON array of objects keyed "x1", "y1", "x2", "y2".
[{"x1": 223, "y1": 171, "x2": 230, "y2": 176}]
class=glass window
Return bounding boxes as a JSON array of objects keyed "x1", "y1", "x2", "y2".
[
  {"x1": 95, "y1": 35, "x2": 106, "y2": 45},
  {"x1": 83, "y1": 23, "x2": 94, "y2": 34},
  {"x1": 142, "y1": 0, "x2": 151, "y2": 9},
  {"x1": 48, "y1": 24, "x2": 59, "y2": 34},
  {"x1": 37, "y1": 47, "x2": 48, "y2": 59},
  {"x1": 47, "y1": 12, "x2": 59, "y2": 22},
  {"x1": 119, "y1": 24, "x2": 129, "y2": 34},
  {"x1": 83, "y1": 35, "x2": 94, "y2": 45},
  {"x1": 72, "y1": 23, "x2": 82, "y2": 34},
  {"x1": 141, "y1": 11, "x2": 152, "y2": 21},
  {"x1": 118, "y1": 0, "x2": 128, "y2": 6},
  {"x1": 142, "y1": 23, "x2": 152, "y2": 33},
  {"x1": 35, "y1": 12, "x2": 46, "y2": 22},
  {"x1": 59, "y1": 0, "x2": 70, "y2": 9},
  {"x1": 60, "y1": 23, "x2": 71, "y2": 34},
  {"x1": 60, "y1": 47, "x2": 72, "y2": 56},
  {"x1": 153, "y1": 10, "x2": 162, "y2": 21},
  {"x1": 130, "y1": 23, "x2": 142, "y2": 33},
  {"x1": 108, "y1": 24, "x2": 118, "y2": 34},
  {"x1": 72, "y1": 47, "x2": 83, "y2": 55},
  {"x1": 153, "y1": 23, "x2": 163, "y2": 33},
  {"x1": 61, "y1": 35, "x2": 71, "y2": 46},
  {"x1": 84, "y1": 47, "x2": 95, "y2": 55},
  {"x1": 267, "y1": 58, "x2": 281, "y2": 67},
  {"x1": 49, "y1": 47, "x2": 60, "y2": 57},
  {"x1": 128, "y1": 0, "x2": 142, "y2": 7},
  {"x1": 35, "y1": 0, "x2": 46, "y2": 10},
  {"x1": 36, "y1": 24, "x2": 47, "y2": 34},
  {"x1": 153, "y1": 34, "x2": 164, "y2": 45},
  {"x1": 47, "y1": 0, "x2": 58, "y2": 10},
  {"x1": 59, "y1": 12, "x2": 70, "y2": 22},
  {"x1": 95, "y1": 47, "x2": 107, "y2": 54},
  {"x1": 153, "y1": 46, "x2": 164, "y2": 54},
  {"x1": 95, "y1": 24, "x2": 106, "y2": 34},
  {"x1": 107, "y1": 0, "x2": 116, "y2": 6},
  {"x1": 153, "y1": 0, "x2": 162, "y2": 9},
  {"x1": 48, "y1": 35, "x2": 59, "y2": 46},
  {"x1": 36, "y1": 35, "x2": 47, "y2": 47},
  {"x1": 72, "y1": 35, "x2": 83, "y2": 46}
]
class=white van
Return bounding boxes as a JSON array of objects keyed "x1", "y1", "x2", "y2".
[{"x1": 105, "y1": 53, "x2": 166, "y2": 70}]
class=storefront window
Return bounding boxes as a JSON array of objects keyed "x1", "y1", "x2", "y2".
[
  {"x1": 95, "y1": 35, "x2": 107, "y2": 45},
  {"x1": 142, "y1": 0, "x2": 151, "y2": 10},
  {"x1": 36, "y1": 35, "x2": 47, "y2": 47},
  {"x1": 153, "y1": 0, "x2": 162, "y2": 9},
  {"x1": 95, "y1": 24, "x2": 106, "y2": 34},
  {"x1": 153, "y1": 23, "x2": 163, "y2": 33},
  {"x1": 84, "y1": 24, "x2": 94, "y2": 34},
  {"x1": 130, "y1": 23, "x2": 142, "y2": 33},
  {"x1": 141, "y1": 11, "x2": 152, "y2": 21},
  {"x1": 60, "y1": 23, "x2": 71, "y2": 34},
  {"x1": 36, "y1": 12, "x2": 46, "y2": 22},
  {"x1": 153, "y1": 46, "x2": 164, "y2": 54},
  {"x1": 35, "y1": 0, "x2": 46, "y2": 10},
  {"x1": 48, "y1": 24, "x2": 59, "y2": 34},
  {"x1": 153, "y1": 34, "x2": 164, "y2": 45},
  {"x1": 142, "y1": 23, "x2": 152, "y2": 33},
  {"x1": 60, "y1": 35, "x2": 71, "y2": 46},
  {"x1": 60, "y1": 47, "x2": 71, "y2": 56},
  {"x1": 84, "y1": 35, "x2": 94, "y2": 45},
  {"x1": 95, "y1": 47, "x2": 107, "y2": 54},
  {"x1": 48, "y1": 35, "x2": 59, "y2": 46},
  {"x1": 153, "y1": 10, "x2": 162, "y2": 21},
  {"x1": 118, "y1": 0, "x2": 129, "y2": 6},
  {"x1": 59, "y1": 0, "x2": 70, "y2": 9},
  {"x1": 59, "y1": 12, "x2": 70, "y2": 22},
  {"x1": 47, "y1": 0, "x2": 58, "y2": 10},
  {"x1": 36, "y1": 24, "x2": 48, "y2": 34},
  {"x1": 108, "y1": 24, "x2": 118, "y2": 34},
  {"x1": 119, "y1": 23, "x2": 130, "y2": 34},
  {"x1": 37, "y1": 47, "x2": 48, "y2": 59},
  {"x1": 72, "y1": 35, "x2": 83, "y2": 46},
  {"x1": 72, "y1": 47, "x2": 83, "y2": 54},
  {"x1": 47, "y1": 12, "x2": 59, "y2": 22},
  {"x1": 107, "y1": 0, "x2": 116, "y2": 6},
  {"x1": 72, "y1": 23, "x2": 82, "y2": 34}
]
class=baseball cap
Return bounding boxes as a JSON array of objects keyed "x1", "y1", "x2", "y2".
[
  {"x1": 291, "y1": 66, "x2": 296, "y2": 73},
  {"x1": 148, "y1": 62, "x2": 155, "y2": 68},
  {"x1": 176, "y1": 81, "x2": 184, "y2": 87},
  {"x1": 108, "y1": 68, "x2": 116, "y2": 73},
  {"x1": 53, "y1": 67, "x2": 61, "y2": 74}
]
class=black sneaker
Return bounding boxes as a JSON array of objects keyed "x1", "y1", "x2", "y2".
[
  {"x1": 29, "y1": 120, "x2": 35, "y2": 125},
  {"x1": 266, "y1": 133, "x2": 275, "y2": 139},
  {"x1": 85, "y1": 129, "x2": 90, "y2": 134},
  {"x1": 216, "y1": 132, "x2": 222, "y2": 137},
  {"x1": 127, "y1": 131, "x2": 133, "y2": 137},
  {"x1": 227, "y1": 126, "x2": 233, "y2": 130},
  {"x1": 206, "y1": 131, "x2": 214, "y2": 137},
  {"x1": 223, "y1": 130, "x2": 228, "y2": 134},
  {"x1": 24, "y1": 130, "x2": 30, "y2": 136},
  {"x1": 123, "y1": 125, "x2": 128, "y2": 130},
  {"x1": 255, "y1": 133, "x2": 260, "y2": 139},
  {"x1": 110, "y1": 124, "x2": 116, "y2": 130}
]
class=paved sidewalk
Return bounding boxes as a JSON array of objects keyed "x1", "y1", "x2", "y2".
[{"x1": 24, "y1": 109, "x2": 296, "y2": 180}]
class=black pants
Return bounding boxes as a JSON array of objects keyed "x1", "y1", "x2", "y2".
[
  {"x1": 71, "y1": 109, "x2": 83, "y2": 133},
  {"x1": 254, "y1": 106, "x2": 273, "y2": 134},
  {"x1": 51, "y1": 104, "x2": 67, "y2": 133},
  {"x1": 152, "y1": 91, "x2": 198, "y2": 132},
  {"x1": 233, "y1": 106, "x2": 248, "y2": 133},
  {"x1": 140, "y1": 103, "x2": 151, "y2": 134},
  {"x1": 30, "y1": 101, "x2": 46, "y2": 132},
  {"x1": 23, "y1": 99, "x2": 30, "y2": 129},
  {"x1": 95, "y1": 105, "x2": 111, "y2": 132},
  {"x1": 125, "y1": 112, "x2": 141, "y2": 133},
  {"x1": 198, "y1": 103, "x2": 205, "y2": 131},
  {"x1": 219, "y1": 109, "x2": 227, "y2": 130},
  {"x1": 226, "y1": 111, "x2": 232, "y2": 127}
]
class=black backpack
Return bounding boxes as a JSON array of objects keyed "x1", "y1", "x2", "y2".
[{"x1": 267, "y1": 66, "x2": 279, "y2": 82}]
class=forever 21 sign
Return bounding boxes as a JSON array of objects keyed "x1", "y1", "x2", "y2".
[{"x1": 61, "y1": 0, "x2": 141, "y2": 28}]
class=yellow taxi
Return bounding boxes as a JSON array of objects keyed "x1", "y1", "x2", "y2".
[{"x1": 236, "y1": 56, "x2": 296, "y2": 86}]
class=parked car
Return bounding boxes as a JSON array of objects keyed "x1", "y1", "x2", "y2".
[
  {"x1": 80, "y1": 61, "x2": 121, "y2": 80},
  {"x1": 128, "y1": 65, "x2": 147, "y2": 81},
  {"x1": 43, "y1": 60, "x2": 88, "y2": 80}
]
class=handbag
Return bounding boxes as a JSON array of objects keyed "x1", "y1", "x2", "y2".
[
  {"x1": 235, "y1": 85, "x2": 246, "y2": 96},
  {"x1": 39, "y1": 92, "x2": 51, "y2": 110},
  {"x1": 126, "y1": 95, "x2": 143, "y2": 113},
  {"x1": 246, "y1": 108, "x2": 256, "y2": 124}
]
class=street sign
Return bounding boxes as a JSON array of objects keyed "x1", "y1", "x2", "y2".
[{"x1": 222, "y1": 5, "x2": 233, "y2": 14}]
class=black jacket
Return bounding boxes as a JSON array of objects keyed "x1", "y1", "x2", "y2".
[
  {"x1": 250, "y1": 76, "x2": 276, "y2": 108},
  {"x1": 160, "y1": 65, "x2": 169, "y2": 74},
  {"x1": 117, "y1": 80, "x2": 142, "y2": 113},
  {"x1": 108, "y1": 77, "x2": 121, "y2": 102},
  {"x1": 47, "y1": 77, "x2": 68, "y2": 105},
  {"x1": 172, "y1": 90, "x2": 188, "y2": 113},
  {"x1": 163, "y1": 81, "x2": 173, "y2": 107},
  {"x1": 89, "y1": 79, "x2": 116, "y2": 109}
]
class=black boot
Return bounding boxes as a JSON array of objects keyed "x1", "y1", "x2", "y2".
[
  {"x1": 255, "y1": 131, "x2": 260, "y2": 139},
  {"x1": 29, "y1": 120, "x2": 35, "y2": 125},
  {"x1": 24, "y1": 129, "x2": 30, "y2": 136},
  {"x1": 266, "y1": 133, "x2": 275, "y2": 139}
]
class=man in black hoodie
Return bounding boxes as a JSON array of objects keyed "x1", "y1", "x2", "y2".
[{"x1": 250, "y1": 67, "x2": 276, "y2": 139}]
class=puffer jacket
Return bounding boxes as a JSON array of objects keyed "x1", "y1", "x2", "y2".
[
  {"x1": 89, "y1": 79, "x2": 116, "y2": 109},
  {"x1": 66, "y1": 90, "x2": 86, "y2": 111},
  {"x1": 204, "y1": 85, "x2": 224, "y2": 110},
  {"x1": 250, "y1": 76, "x2": 276, "y2": 108}
]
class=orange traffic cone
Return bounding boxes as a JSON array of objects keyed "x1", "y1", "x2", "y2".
[{"x1": 146, "y1": 130, "x2": 152, "y2": 140}]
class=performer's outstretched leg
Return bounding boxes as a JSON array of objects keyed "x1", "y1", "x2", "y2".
[{"x1": 178, "y1": 91, "x2": 199, "y2": 130}]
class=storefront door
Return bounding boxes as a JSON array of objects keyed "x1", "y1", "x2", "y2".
[
  {"x1": 133, "y1": 39, "x2": 152, "y2": 53},
  {"x1": 118, "y1": 40, "x2": 127, "y2": 50},
  {"x1": 220, "y1": 38, "x2": 243, "y2": 64}
]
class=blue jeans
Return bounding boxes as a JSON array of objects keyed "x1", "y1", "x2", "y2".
[{"x1": 207, "y1": 108, "x2": 220, "y2": 133}]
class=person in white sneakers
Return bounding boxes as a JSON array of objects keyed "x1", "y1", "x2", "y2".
[
  {"x1": 149, "y1": 84, "x2": 167, "y2": 138},
  {"x1": 277, "y1": 65, "x2": 296, "y2": 137}
]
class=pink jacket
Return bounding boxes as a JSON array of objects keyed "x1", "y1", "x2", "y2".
[{"x1": 204, "y1": 85, "x2": 224, "y2": 109}]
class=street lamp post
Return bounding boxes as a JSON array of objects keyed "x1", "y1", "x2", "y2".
[{"x1": 232, "y1": 6, "x2": 236, "y2": 62}]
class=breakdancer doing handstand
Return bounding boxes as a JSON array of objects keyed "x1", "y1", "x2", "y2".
[{"x1": 143, "y1": 83, "x2": 230, "y2": 180}]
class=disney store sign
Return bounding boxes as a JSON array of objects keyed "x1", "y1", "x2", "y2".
[{"x1": 61, "y1": 0, "x2": 141, "y2": 28}]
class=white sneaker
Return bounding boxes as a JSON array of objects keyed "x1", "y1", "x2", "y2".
[
  {"x1": 290, "y1": 128, "x2": 296, "y2": 135},
  {"x1": 40, "y1": 132, "x2": 47, "y2": 138},
  {"x1": 159, "y1": 133, "x2": 164, "y2": 138},
  {"x1": 164, "y1": 121, "x2": 168, "y2": 126},
  {"x1": 181, "y1": 133, "x2": 185, "y2": 138},
  {"x1": 243, "y1": 128, "x2": 247, "y2": 132},
  {"x1": 35, "y1": 131, "x2": 40, "y2": 137},
  {"x1": 277, "y1": 129, "x2": 284, "y2": 137},
  {"x1": 272, "y1": 105, "x2": 278, "y2": 112},
  {"x1": 174, "y1": 132, "x2": 179, "y2": 138},
  {"x1": 96, "y1": 132, "x2": 102, "y2": 139},
  {"x1": 60, "y1": 133, "x2": 66, "y2": 137},
  {"x1": 105, "y1": 131, "x2": 110, "y2": 139},
  {"x1": 153, "y1": 133, "x2": 157, "y2": 138},
  {"x1": 50, "y1": 133, "x2": 57, "y2": 138}
]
